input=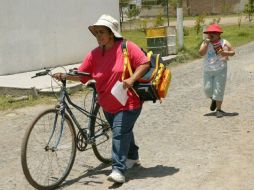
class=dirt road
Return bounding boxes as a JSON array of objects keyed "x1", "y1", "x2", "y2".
[{"x1": 0, "y1": 41, "x2": 254, "y2": 190}]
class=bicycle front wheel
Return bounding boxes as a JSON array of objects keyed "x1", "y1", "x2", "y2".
[
  {"x1": 21, "y1": 109, "x2": 76, "y2": 190},
  {"x1": 91, "y1": 104, "x2": 112, "y2": 164}
]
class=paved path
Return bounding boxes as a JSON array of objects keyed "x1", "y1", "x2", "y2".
[{"x1": 0, "y1": 41, "x2": 254, "y2": 190}]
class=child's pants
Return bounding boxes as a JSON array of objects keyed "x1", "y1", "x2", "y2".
[{"x1": 203, "y1": 67, "x2": 227, "y2": 101}]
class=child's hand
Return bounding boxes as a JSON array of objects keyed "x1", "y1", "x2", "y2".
[
  {"x1": 218, "y1": 50, "x2": 228, "y2": 57},
  {"x1": 203, "y1": 38, "x2": 210, "y2": 44}
]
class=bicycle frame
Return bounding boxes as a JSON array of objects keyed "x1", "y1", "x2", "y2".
[{"x1": 48, "y1": 79, "x2": 107, "y2": 150}]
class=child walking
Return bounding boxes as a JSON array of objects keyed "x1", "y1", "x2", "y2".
[{"x1": 199, "y1": 24, "x2": 235, "y2": 118}]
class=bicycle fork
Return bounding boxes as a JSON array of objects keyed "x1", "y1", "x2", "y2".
[
  {"x1": 44, "y1": 107, "x2": 66, "y2": 152},
  {"x1": 45, "y1": 87, "x2": 67, "y2": 152}
]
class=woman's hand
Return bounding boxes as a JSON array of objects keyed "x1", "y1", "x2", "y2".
[
  {"x1": 122, "y1": 62, "x2": 150, "y2": 89},
  {"x1": 122, "y1": 77, "x2": 135, "y2": 89},
  {"x1": 52, "y1": 73, "x2": 66, "y2": 81}
]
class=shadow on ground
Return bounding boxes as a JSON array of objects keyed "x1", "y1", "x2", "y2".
[
  {"x1": 61, "y1": 163, "x2": 179, "y2": 189},
  {"x1": 204, "y1": 111, "x2": 239, "y2": 117},
  {"x1": 60, "y1": 163, "x2": 111, "y2": 189},
  {"x1": 108, "y1": 165, "x2": 179, "y2": 189},
  {"x1": 127, "y1": 165, "x2": 179, "y2": 180}
]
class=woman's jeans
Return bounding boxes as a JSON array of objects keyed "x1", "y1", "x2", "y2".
[{"x1": 103, "y1": 108, "x2": 142, "y2": 173}]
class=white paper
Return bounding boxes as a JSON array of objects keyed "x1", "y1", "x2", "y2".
[{"x1": 111, "y1": 81, "x2": 129, "y2": 106}]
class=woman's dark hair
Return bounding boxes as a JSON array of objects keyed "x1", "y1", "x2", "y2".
[{"x1": 105, "y1": 27, "x2": 121, "y2": 41}]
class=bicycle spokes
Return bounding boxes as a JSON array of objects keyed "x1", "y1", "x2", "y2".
[{"x1": 21, "y1": 109, "x2": 76, "y2": 189}]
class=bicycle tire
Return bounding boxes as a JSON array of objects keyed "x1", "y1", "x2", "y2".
[
  {"x1": 21, "y1": 108, "x2": 76, "y2": 190},
  {"x1": 91, "y1": 104, "x2": 112, "y2": 164}
]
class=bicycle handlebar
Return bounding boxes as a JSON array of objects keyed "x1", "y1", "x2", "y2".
[
  {"x1": 31, "y1": 68, "x2": 91, "y2": 79},
  {"x1": 31, "y1": 69, "x2": 51, "y2": 78}
]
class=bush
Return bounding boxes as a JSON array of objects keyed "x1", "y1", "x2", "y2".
[
  {"x1": 244, "y1": 0, "x2": 254, "y2": 22},
  {"x1": 194, "y1": 15, "x2": 205, "y2": 35},
  {"x1": 154, "y1": 14, "x2": 164, "y2": 27},
  {"x1": 183, "y1": 27, "x2": 190, "y2": 36},
  {"x1": 139, "y1": 19, "x2": 148, "y2": 32}
]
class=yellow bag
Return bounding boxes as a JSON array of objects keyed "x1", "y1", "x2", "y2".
[
  {"x1": 158, "y1": 68, "x2": 171, "y2": 98},
  {"x1": 122, "y1": 40, "x2": 172, "y2": 103}
]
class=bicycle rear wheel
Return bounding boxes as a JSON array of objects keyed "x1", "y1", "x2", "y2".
[
  {"x1": 91, "y1": 104, "x2": 112, "y2": 164},
  {"x1": 21, "y1": 108, "x2": 76, "y2": 190}
]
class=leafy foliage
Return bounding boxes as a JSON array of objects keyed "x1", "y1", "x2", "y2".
[
  {"x1": 126, "y1": 5, "x2": 141, "y2": 20},
  {"x1": 155, "y1": 14, "x2": 164, "y2": 27},
  {"x1": 244, "y1": 0, "x2": 254, "y2": 22},
  {"x1": 169, "y1": 0, "x2": 177, "y2": 9},
  {"x1": 194, "y1": 15, "x2": 205, "y2": 35}
]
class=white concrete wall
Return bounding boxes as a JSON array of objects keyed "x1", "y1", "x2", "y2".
[{"x1": 0, "y1": 0, "x2": 119, "y2": 75}]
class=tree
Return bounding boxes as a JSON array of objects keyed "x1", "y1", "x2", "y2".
[
  {"x1": 169, "y1": 0, "x2": 177, "y2": 10},
  {"x1": 161, "y1": 0, "x2": 168, "y2": 6},
  {"x1": 126, "y1": 5, "x2": 141, "y2": 20},
  {"x1": 194, "y1": 15, "x2": 205, "y2": 35},
  {"x1": 125, "y1": 5, "x2": 141, "y2": 30},
  {"x1": 186, "y1": 0, "x2": 190, "y2": 16},
  {"x1": 119, "y1": 0, "x2": 130, "y2": 31},
  {"x1": 160, "y1": 0, "x2": 169, "y2": 26},
  {"x1": 244, "y1": 0, "x2": 254, "y2": 22}
]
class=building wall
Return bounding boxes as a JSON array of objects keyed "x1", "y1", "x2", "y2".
[
  {"x1": 0, "y1": 0, "x2": 119, "y2": 75},
  {"x1": 185, "y1": 0, "x2": 247, "y2": 15},
  {"x1": 140, "y1": 0, "x2": 248, "y2": 17}
]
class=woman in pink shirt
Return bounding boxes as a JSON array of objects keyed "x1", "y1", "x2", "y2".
[{"x1": 54, "y1": 14, "x2": 149, "y2": 183}]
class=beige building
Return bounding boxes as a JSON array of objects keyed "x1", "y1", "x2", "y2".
[
  {"x1": 139, "y1": 0, "x2": 248, "y2": 17},
  {"x1": 182, "y1": 0, "x2": 249, "y2": 16}
]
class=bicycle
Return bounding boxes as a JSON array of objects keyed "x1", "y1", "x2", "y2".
[{"x1": 21, "y1": 68, "x2": 112, "y2": 190}]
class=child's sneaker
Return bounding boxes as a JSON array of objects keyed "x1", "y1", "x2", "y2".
[
  {"x1": 126, "y1": 159, "x2": 140, "y2": 169},
  {"x1": 216, "y1": 109, "x2": 225, "y2": 118},
  {"x1": 107, "y1": 169, "x2": 125, "y2": 183},
  {"x1": 210, "y1": 99, "x2": 216, "y2": 111}
]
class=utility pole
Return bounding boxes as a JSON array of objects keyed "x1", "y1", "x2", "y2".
[{"x1": 177, "y1": 0, "x2": 184, "y2": 49}]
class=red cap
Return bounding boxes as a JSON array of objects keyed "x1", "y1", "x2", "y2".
[{"x1": 204, "y1": 24, "x2": 223, "y2": 34}]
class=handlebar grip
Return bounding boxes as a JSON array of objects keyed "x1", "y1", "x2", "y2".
[
  {"x1": 78, "y1": 72, "x2": 91, "y2": 77},
  {"x1": 67, "y1": 70, "x2": 90, "y2": 77},
  {"x1": 31, "y1": 69, "x2": 51, "y2": 78}
]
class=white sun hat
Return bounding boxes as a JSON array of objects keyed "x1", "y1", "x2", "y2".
[{"x1": 88, "y1": 14, "x2": 123, "y2": 39}]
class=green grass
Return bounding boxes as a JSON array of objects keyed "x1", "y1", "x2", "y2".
[
  {"x1": 0, "y1": 88, "x2": 88, "y2": 111},
  {"x1": 0, "y1": 95, "x2": 55, "y2": 111},
  {"x1": 123, "y1": 30, "x2": 147, "y2": 50},
  {"x1": 222, "y1": 24, "x2": 254, "y2": 46}
]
